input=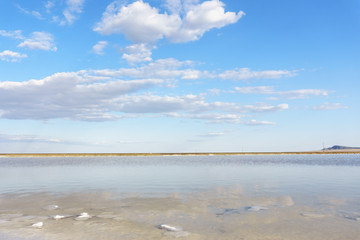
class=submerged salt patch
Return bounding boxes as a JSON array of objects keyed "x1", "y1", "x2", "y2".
[
  {"x1": 159, "y1": 224, "x2": 181, "y2": 232},
  {"x1": 164, "y1": 231, "x2": 190, "y2": 238},
  {"x1": 278, "y1": 196, "x2": 294, "y2": 207},
  {"x1": 31, "y1": 222, "x2": 43, "y2": 229},
  {"x1": 158, "y1": 224, "x2": 189, "y2": 238},
  {"x1": 301, "y1": 212, "x2": 326, "y2": 218},
  {"x1": 43, "y1": 204, "x2": 59, "y2": 211},
  {"x1": 245, "y1": 206, "x2": 268, "y2": 212}
]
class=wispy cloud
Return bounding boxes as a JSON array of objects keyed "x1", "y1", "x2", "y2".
[
  {"x1": 235, "y1": 86, "x2": 328, "y2": 99},
  {"x1": 93, "y1": 58, "x2": 202, "y2": 80},
  {"x1": 199, "y1": 132, "x2": 225, "y2": 137},
  {"x1": 92, "y1": 41, "x2": 108, "y2": 55},
  {"x1": 0, "y1": 132, "x2": 61, "y2": 143},
  {"x1": 61, "y1": 0, "x2": 85, "y2": 25},
  {"x1": 45, "y1": 1, "x2": 55, "y2": 14},
  {"x1": 244, "y1": 119, "x2": 275, "y2": 126},
  {"x1": 18, "y1": 32, "x2": 57, "y2": 51},
  {"x1": 92, "y1": 58, "x2": 297, "y2": 81},
  {"x1": 15, "y1": 4, "x2": 43, "y2": 20},
  {"x1": 167, "y1": 112, "x2": 244, "y2": 124},
  {"x1": 0, "y1": 30, "x2": 24, "y2": 39},
  {"x1": 312, "y1": 102, "x2": 348, "y2": 111},
  {"x1": 0, "y1": 50, "x2": 27, "y2": 62},
  {"x1": 219, "y1": 68, "x2": 297, "y2": 81}
]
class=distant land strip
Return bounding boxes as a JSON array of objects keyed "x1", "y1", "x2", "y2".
[{"x1": 1, "y1": 150, "x2": 360, "y2": 158}]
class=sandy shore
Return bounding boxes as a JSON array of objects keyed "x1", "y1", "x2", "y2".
[{"x1": 1, "y1": 150, "x2": 360, "y2": 158}]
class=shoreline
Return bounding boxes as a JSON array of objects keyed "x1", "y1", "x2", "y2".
[{"x1": 1, "y1": 150, "x2": 360, "y2": 158}]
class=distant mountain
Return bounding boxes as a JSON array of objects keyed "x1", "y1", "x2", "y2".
[{"x1": 324, "y1": 145, "x2": 360, "y2": 150}]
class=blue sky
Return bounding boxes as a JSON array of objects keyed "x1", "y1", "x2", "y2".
[{"x1": 0, "y1": 0, "x2": 359, "y2": 153}]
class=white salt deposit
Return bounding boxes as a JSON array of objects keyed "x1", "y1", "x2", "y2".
[
  {"x1": 31, "y1": 222, "x2": 43, "y2": 229},
  {"x1": 74, "y1": 212, "x2": 91, "y2": 221}
]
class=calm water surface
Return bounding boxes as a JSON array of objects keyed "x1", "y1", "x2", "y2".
[
  {"x1": 1, "y1": 154, "x2": 360, "y2": 240},
  {"x1": 1, "y1": 154, "x2": 360, "y2": 197}
]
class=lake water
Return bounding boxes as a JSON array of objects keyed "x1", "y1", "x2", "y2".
[{"x1": 0, "y1": 154, "x2": 359, "y2": 240}]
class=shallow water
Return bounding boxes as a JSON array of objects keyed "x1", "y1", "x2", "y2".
[{"x1": 0, "y1": 154, "x2": 359, "y2": 239}]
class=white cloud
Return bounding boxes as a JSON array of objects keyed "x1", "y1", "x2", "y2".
[
  {"x1": 280, "y1": 89, "x2": 328, "y2": 99},
  {"x1": 167, "y1": 112, "x2": 244, "y2": 124},
  {"x1": 93, "y1": 58, "x2": 202, "y2": 80},
  {"x1": 61, "y1": 0, "x2": 85, "y2": 25},
  {"x1": 94, "y1": 0, "x2": 243, "y2": 44},
  {"x1": 244, "y1": 120, "x2": 275, "y2": 126},
  {"x1": 92, "y1": 41, "x2": 108, "y2": 55},
  {"x1": 0, "y1": 67, "x2": 289, "y2": 122},
  {"x1": 234, "y1": 86, "x2": 329, "y2": 99},
  {"x1": 18, "y1": 32, "x2": 57, "y2": 51},
  {"x1": 0, "y1": 50, "x2": 27, "y2": 62},
  {"x1": 237, "y1": 103, "x2": 289, "y2": 113},
  {"x1": 0, "y1": 30, "x2": 24, "y2": 39},
  {"x1": 169, "y1": 0, "x2": 245, "y2": 42},
  {"x1": 92, "y1": 59, "x2": 297, "y2": 82},
  {"x1": 0, "y1": 71, "x2": 163, "y2": 121},
  {"x1": 94, "y1": 1, "x2": 181, "y2": 43},
  {"x1": 235, "y1": 86, "x2": 275, "y2": 94},
  {"x1": 167, "y1": 112, "x2": 276, "y2": 125},
  {"x1": 219, "y1": 68, "x2": 297, "y2": 81},
  {"x1": 122, "y1": 43, "x2": 153, "y2": 64},
  {"x1": 312, "y1": 103, "x2": 348, "y2": 111}
]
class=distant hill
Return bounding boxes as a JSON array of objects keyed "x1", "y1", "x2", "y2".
[{"x1": 324, "y1": 145, "x2": 360, "y2": 150}]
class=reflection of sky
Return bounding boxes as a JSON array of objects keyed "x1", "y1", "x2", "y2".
[{"x1": 1, "y1": 155, "x2": 360, "y2": 200}]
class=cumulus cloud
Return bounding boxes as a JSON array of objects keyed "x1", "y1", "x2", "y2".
[
  {"x1": 122, "y1": 43, "x2": 154, "y2": 64},
  {"x1": 18, "y1": 32, "x2": 57, "y2": 51},
  {"x1": 0, "y1": 71, "x2": 163, "y2": 121},
  {"x1": 94, "y1": 1, "x2": 181, "y2": 43},
  {"x1": 235, "y1": 86, "x2": 329, "y2": 99},
  {"x1": 219, "y1": 68, "x2": 297, "y2": 81},
  {"x1": 0, "y1": 50, "x2": 27, "y2": 62},
  {"x1": 92, "y1": 40, "x2": 108, "y2": 55},
  {"x1": 94, "y1": 0, "x2": 243, "y2": 44},
  {"x1": 169, "y1": 0, "x2": 245, "y2": 42},
  {"x1": 312, "y1": 103, "x2": 348, "y2": 111},
  {"x1": 0, "y1": 68, "x2": 289, "y2": 122}
]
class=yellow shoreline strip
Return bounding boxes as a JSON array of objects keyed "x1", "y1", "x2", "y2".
[{"x1": 0, "y1": 151, "x2": 359, "y2": 157}]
